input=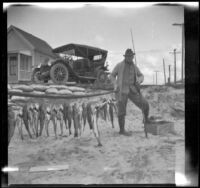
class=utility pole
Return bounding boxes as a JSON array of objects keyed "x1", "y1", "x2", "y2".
[
  {"x1": 153, "y1": 74, "x2": 154, "y2": 85},
  {"x1": 154, "y1": 71, "x2": 159, "y2": 85},
  {"x1": 169, "y1": 48, "x2": 181, "y2": 84},
  {"x1": 130, "y1": 28, "x2": 137, "y2": 65},
  {"x1": 163, "y1": 58, "x2": 166, "y2": 85},
  {"x1": 168, "y1": 65, "x2": 171, "y2": 84},
  {"x1": 172, "y1": 23, "x2": 184, "y2": 83}
]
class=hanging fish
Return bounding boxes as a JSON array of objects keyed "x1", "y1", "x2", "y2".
[
  {"x1": 8, "y1": 106, "x2": 17, "y2": 145},
  {"x1": 108, "y1": 100, "x2": 114, "y2": 128},
  {"x1": 33, "y1": 103, "x2": 39, "y2": 137},
  {"x1": 65, "y1": 103, "x2": 73, "y2": 135},
  {"x1": 63, "y1": 103, "x2": 68, "y2": 129},
  {"x1": 28, "y1": 104, "x2": 36, "y2": 136},
  {"x1": 56, "y1": 105, "x2": 64, "y2": 136},
  {"x1": 16, "y1": 110, "x2": 24, "y2": 140},
  {"x1": 38, "y1": 103, "x2": 46, "y2": 137},
  {"x1": 22, "y1": 104, "x2": 33, "y2": 139},
  {"x1": 45, "y1": 105, "x2": 51, "y2": 137},
  {"x1": 82, "y1": 102, "x2": 87, "y2": 132},
  {"x1": 72, "y1": 103, "x2": 79, "y2": 137},
  {"x1": 102, "y1": 99, "x2": 108, "y2": 121},
  {"x1": 86, "y1": 103, "x2": 94, "y2": 131},
  {"x1": 51, "y1": 105, "x2": 58, "y2": 139},
  {"x1": 92, "y1": 106, "x2": 103, "y2": 147}
]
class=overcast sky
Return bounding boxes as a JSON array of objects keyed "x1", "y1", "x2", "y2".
[{"x1": 6, "y1": 3, "x2": 184, "y2": 84}]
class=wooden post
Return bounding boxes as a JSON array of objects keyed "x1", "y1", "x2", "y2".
[
  {"x1": 169, "y1": 49, "x2": 181, "y2": 85},
  {"x1": 153, "y1": 75, "x2": 154, "y2": 85},
  {"x1": 168, "y1": 65, "x2": 171, "y2": 84},
  {"x1": 154, "y1": 71, "x2": 159, "y2": 85},
  {"x1": 174, "y1": 49, "x2": 177, "y2": 84},
  {"x1": 163, "y1": 59, "x2": 166, "y2": 85}
]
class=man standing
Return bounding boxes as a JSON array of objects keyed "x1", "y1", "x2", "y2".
[{"x1": 110, "y1": 49, "x2": 150, "y2": 136}]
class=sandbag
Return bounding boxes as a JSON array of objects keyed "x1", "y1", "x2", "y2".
[
  {"x1": 31, "y1": 85, "x2": 49, "y2": 92},
  {"x1": 73, "y1": 91, "x2": 86, "y2": 96},
  {"x1": 57, "y1": 89, "x2": 73, "y2": 95},
  {"x1": 67, "y1": 86, "x2": 85, "y2": 92},
  {"x1": 11, "y1": 96, "x2": 29, "y2": 102},
  {"x1": 8, "y1": 84, "x2": 11, "y2": 90},
  {"x1": 9, "y1": 89, "x2": 23, "y2": 93},
  {"x1": 48, "y1": 85, "x2": 69, "y2": 90},
  {"x1": 12, "y1": 85, "x2": 34, "y2": 92},
  {"x1": 32, "y1": 91, "x2": 45, "y2": 95},
  {"x1": 45, "y1": 88, "x2": 58, "y2": 94}
]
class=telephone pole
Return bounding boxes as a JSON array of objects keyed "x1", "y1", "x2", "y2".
[
  {"x1": 169, "y1": 48, "x2": 181, "y2": 84},
  {"x1": 154, "y1": 71, "x2": 159, "y2": 85},
  {"x1": 168, "y1": 65, "x2": 171, "y2": 84},
  {"x1": 163, "y1": 58, "x2": 166, "y2": 85},
  {"x1": 172, "y1": 23, "x2": 184, "y2": 83},
  {"x1": 153, "y1": 74, "x2": 154, "y2": 85}
]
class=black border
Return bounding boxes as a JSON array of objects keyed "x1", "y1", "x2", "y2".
[{"x1": 1, "y1": 2, "x2": 199, "y2": 187}]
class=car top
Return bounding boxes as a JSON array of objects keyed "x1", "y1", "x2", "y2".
[{"x1": 53, "y1": 43, "x2": 108, "y2": 58}]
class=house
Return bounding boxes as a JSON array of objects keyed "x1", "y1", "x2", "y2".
[{"x1": 7, "y1": 25, "x2": 58, "y2": 83}]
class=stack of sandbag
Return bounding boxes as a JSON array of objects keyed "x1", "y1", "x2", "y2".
[
  {"x1": 67, "y1": 86, "x2": 86, "y2": 95},
  {"x1": 45, "y1": 88, "x2": 59, "y2": 94},
  {"x1": 12, "y1": 84, "x2": 34, "y2": 92},
  {"x1": 8, "y1": 84, "x2": 88, "y2": 97},
  {"x1": 31, "y1": 84, "x2": 49, "y2": 92},
  {"x1": 11, "y1": 96, "x2": 30, "y2": 102}
]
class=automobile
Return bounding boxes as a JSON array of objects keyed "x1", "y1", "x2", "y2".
[{"x1": 31, "y1": 43, "x2": 110, "y2": 84}]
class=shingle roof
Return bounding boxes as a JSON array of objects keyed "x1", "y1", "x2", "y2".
[{"x1": 9, "y1": 25, "x2": 58, "y2": 58}]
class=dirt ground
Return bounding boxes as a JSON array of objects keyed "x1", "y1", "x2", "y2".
[{"x1": 8, "y1": 86, "x2": 185, "y2": 184}]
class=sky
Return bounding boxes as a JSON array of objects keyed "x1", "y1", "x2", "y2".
[{"x1": 6, "y1": 3, "x2": 184, "y2": 85}]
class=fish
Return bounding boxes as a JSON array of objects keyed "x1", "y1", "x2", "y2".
[
  {"x1": 86, "y1": 103, "x2": 102, "y2": 146},
  {"x1": 16, "y1": 107, "x2": 24, "y2": 140},
  {"x1": 63, "y1": 103, "x2": 73, "y2": 135},
  {"x1": 38, "y1": 103, "x2": 46, "y2": 137},
  {"x1": 92, "y1": 105, "x2": 103, "y2": 147},
  {"x1": 108, "y1": 100, "x2": 114, "y2": 128},
  {"x1": 86, "y1": 103, "x2": 94, "y2": 131},
  {"x1": 72, "y1": 103, "x2": 80, "y2": 138},
  {"x1": 8, "y1": 106, "x2": 17, "y2": 145},
  {"x1": 28, "y1": 104, "x2": 36, "y2": 136},
  {"x1": 102, "y1": 99, "x2": 108, "y2": 121},
  {"x1": 82, "y1": 102, "x2": 87, "y2": 132},
  {"x1": 22, "y1": 104, "x2": 33, "y2": 139},
  {"x1": 33, "y1": 103, "x2": 39, "y2": 137},
  {"x1": 45, "y1": 105, "x2": 51, "y2": 137},
  {"x1": 51, "y1": 105, "x2": 58, "y2": 139}
]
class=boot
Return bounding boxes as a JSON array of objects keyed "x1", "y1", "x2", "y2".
[{"x1": 118, "y1": 116, "x2": 132, "y2": 136}]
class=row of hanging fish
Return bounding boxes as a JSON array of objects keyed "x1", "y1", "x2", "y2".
[{"x1": 10, "y1": 98, "x2": 118, "y2": 146}]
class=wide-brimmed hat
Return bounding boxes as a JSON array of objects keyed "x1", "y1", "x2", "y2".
[{"x1": 123, "y1": 49, "x2": 135, "y2": 56}]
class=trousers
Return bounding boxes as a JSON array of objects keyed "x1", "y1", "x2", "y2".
[{"x1": 116, "y1": 88, "x2": 149, "y2": 118}]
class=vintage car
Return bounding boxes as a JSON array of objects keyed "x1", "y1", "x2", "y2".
[{"x1": 31, "y1": 43, "x2": 109, "y2": 84}]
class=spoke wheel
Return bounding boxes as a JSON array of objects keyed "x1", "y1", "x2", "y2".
[{"x1": 50, "y1": 63, "x2": 69, "y2": 84}]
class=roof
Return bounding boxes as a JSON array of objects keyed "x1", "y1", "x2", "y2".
[
  {"x1": 53, "y1": 43, "x2": 108, "y2": 58},
  {"x1": 8, "y1": 25, "x2": 58, "y2": 58}
]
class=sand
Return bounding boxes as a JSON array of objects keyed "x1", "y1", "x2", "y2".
[{"x1": 8, "y1": 86, "x2": 184, "y2": 184}]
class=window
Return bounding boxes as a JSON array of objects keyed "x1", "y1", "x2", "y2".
[
  {"x1": 19, "y1": 54, "x2": 32, "y2": 80},
  {"x1": 20, "y1": 54, "x2": 31, "y2": 71},
  {"x1": 93, "y1": 55, "x2": 102, "y2": 61},
  {"x1": 9, "y1": 56, "x2": 17, "y2": 76}
]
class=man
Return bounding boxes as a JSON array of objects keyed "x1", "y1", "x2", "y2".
[{"x1": 110, "y1": 49, "x2": 150, "y2": 136}]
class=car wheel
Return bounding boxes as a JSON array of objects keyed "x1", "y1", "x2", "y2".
[{"x1": 50, "y1": 63, "x2": 69, "y2": 84}]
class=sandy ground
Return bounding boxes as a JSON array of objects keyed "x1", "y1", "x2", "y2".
[{"x1": 8, "y1": 86, "x2": 185, "y2": 184}]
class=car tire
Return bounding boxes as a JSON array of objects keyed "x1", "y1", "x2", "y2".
[{"x1": 50, "y1": 63, "x2": 69, "y2": 84}]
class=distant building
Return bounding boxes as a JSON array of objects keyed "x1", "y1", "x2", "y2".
[{"x1": 7, "y1": 25, "x2": 58, "y2": 83}]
